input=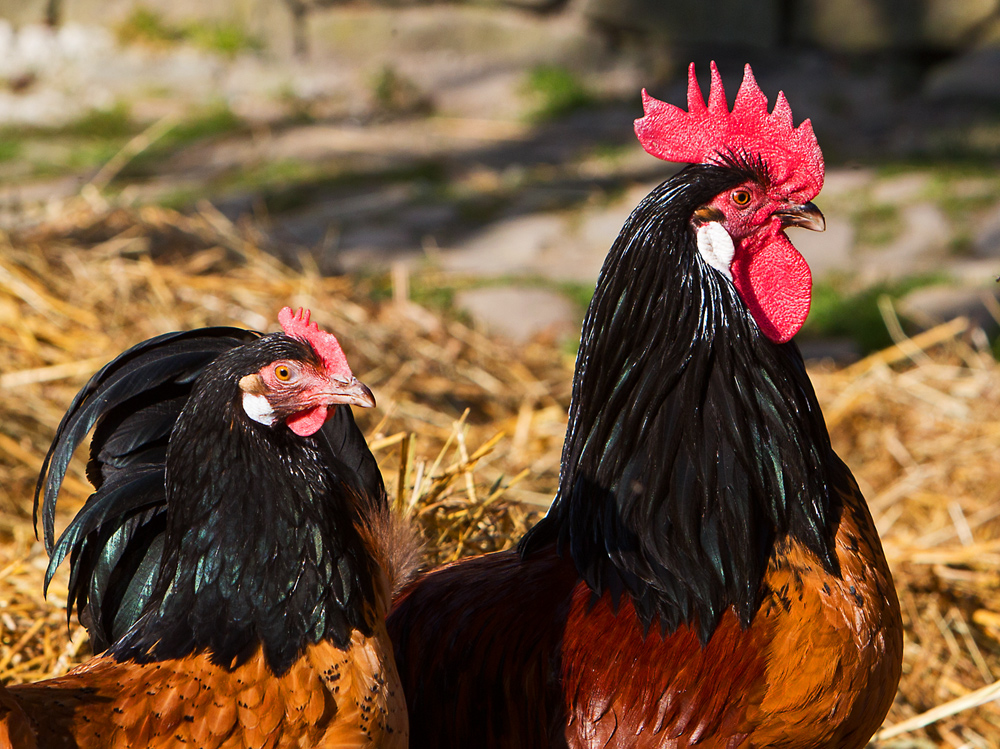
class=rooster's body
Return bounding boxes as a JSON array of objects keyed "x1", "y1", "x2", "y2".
[
  {"x1": 2, "y1": 309, "x2": 412, "y2": 748},
  {"x1": 388, "y1": 65, "x2": 903, "y2": 748}
]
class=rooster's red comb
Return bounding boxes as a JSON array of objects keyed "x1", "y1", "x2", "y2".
[
  {"x1": 278, "y1": 307, "x2": 352, "y2": 377},
  {"x1": 634, "y1": 62, "x2": 824, "y2": 202}
]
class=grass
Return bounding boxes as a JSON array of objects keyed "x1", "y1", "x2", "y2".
[
  {"x1": 0, "y1": 101, "x2": 247, "y2": 184},
  {"x1": 370, "y1": 65, "x2": 431, "y2": 117},
  {"x1": 153, "y1": 157, "x2": 448, "y2": 214},
  {"x1": 0, "y1": 103, "x2": 139, "y2": 177},
  {"x1": 854, "y1": 202, "x2": 903, "y2": 246},
  {"x1": 523, "y1": 65, "x2": 595, "y2": 122},
  {"x1": 117, "y1": 103, "x2": 247, "y2": 180},
  {"x1": 55, "y1": 103, "x2": 138, "y2": 141},
  {"x1": 187, "y1": 22, "x2": 262, "y2": 57},
  {"x1": 253, "y1": 161, "x2": 447, "y2": 215},
  {"x1": 116, "y1": 7, "x2": 184, "y2": 46},
  {"x1": 116, "y1": 6, "x2": 261, "y2": 57},
  {"x1": 0, "y1": 140, "x2": 22, "y2": 164}
]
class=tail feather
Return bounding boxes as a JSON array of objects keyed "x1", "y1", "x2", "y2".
[
  {"x1": 34, "y1": 328, "x2": 258, "y2": 650},
  {"x1": 35, "y1": 329, "x2": 256, "y2": 550}
]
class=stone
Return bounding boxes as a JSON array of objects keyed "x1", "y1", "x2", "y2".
[
  {"x1": 974, "y1": 201, "x2": 1000, "y2": 259},
  {"x1": 794, "y1": 213, "x2": 856, "y2": 280},
  {"x1": 442, "y1": 213, "x2": 567, "y2": 277},
  {"x1": 925, "y1": 47, "x2": 1000, "y2": 102},
  {"x1": 454, "y1": 286, "x2": 578, "y2": 343},
  {"x1": 794, "y1": 0, "x2": 999, "y2": 51},
  {"x1": 793, "y1": 0, "x2": 897, "y2": 52},
  {"x1": 923, "y1": 0, "x2": 999, "y2": 47},
  {"x1": 797, "y1": 338, "x2": 862, "y2": 365},
  {"x1": 871, "y1": 173, "x2": 930, "y2": 205},
  {"x1": 440, "y1": 182, "x2": 654, "y2": 284},
  {"x1": 858, "y1": 203, "x2": 952, "y2": 281},
  {"x1": 820, "y1": 168, "x2": 875, "y2": 200},
  {"x1": 898, "y1": 284, "x2": 1000, "y2": 332},
  {"x1": 580, "y1": 0, "x2": 780, "y2": 48}
]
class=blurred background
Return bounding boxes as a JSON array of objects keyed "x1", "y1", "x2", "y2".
[
  {"x1": 1, "y1": 1, "x2": 1000, "y2": 747},
  {"x1": 0, "y1": 0, "x2": 998, "y2": 353}
]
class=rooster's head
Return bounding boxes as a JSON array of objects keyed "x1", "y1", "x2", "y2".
[{"x1": 635, "y1": 62, "x2": 825, "y2": 343}]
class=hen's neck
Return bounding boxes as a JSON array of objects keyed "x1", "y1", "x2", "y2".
[{"x1": 111, "y1": 379, "x2": 378, "y2": 675}]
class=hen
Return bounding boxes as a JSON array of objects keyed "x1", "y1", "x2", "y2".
[
  {"x1": 387, "y1": 63, "x2": 903, "y2": 748},
  {"x1": 2, "y1": 307, "x2": 413, "y2": 748}
]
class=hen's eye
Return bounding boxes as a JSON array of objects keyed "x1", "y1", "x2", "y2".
[
  {"x1": 274, "y1": 365, "x2": 292, "y2": 382},
  {"x1": 732, "y1": 190, "x2": 752, "y2": 206}
]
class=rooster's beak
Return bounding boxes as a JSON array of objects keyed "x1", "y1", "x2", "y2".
[
  {"x1": 327, "y1": 376, "x2": 376, "y2": 409},
  {"x1": 776, "y1": 201, "x2": 825, "y2": 232}
]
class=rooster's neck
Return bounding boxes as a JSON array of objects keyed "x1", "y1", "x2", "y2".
[
  {"x1": 110, "y1": 363, "x2": 378, "y2": 676},
  {"x1": 522, "y1": 164, "x2": 845, "y2": 642}
]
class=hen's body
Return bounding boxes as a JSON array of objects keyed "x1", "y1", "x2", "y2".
[
  {"x1": 3, "y1": 314, "x2": 412, "y2": 748},
  {"x1": 389, "y1": 155, "x2": 902, "y2": 747}
]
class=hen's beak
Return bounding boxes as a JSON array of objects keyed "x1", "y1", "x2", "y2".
[
  {"x1": 327, "y1": 376, "x2": 376, "y2": 409},
  {"x1": 776, "y1": 201, "x2": 825, "y2": 232}
]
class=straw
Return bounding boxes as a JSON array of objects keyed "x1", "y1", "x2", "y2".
[{"x1": 1, "y1": 201, "x2": 999, "y2": 747}]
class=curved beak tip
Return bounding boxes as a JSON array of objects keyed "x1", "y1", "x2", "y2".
[
  {"x1": 780, "y1": 201, "x2": 825, "y2": 233},
  {"x1": 349, "y1": 379, "x2": 376, "y2": 409},
  {"x1": 357, "y1": 381, "x2": 376, "y2": 409},
  {"x1": 329, "y1": 377, "x2": 376, "y2": 409}
]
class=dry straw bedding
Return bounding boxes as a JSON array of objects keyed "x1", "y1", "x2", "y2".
[{"x1": 0, "y1": 203, "x2": 998, "y2": 748}]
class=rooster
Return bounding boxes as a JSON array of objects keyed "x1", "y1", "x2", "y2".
[
  {"x1": 1, "y1": 307, "x2": 414, "y2": 748},
  {"x1": 387, "y1": 63, "x2": 903, "y2": 748}
]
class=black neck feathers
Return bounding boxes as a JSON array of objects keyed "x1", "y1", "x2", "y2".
[
  {"x1": 111, "y1": 337, "x2": 379, "y2": 675},
  {"x1": 521, "y1": 164, "x2": 846, "y2": 641}
]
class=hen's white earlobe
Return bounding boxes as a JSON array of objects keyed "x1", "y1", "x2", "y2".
[{"x1": 242, "y1": 392, "x2": 277, "y2": 426}]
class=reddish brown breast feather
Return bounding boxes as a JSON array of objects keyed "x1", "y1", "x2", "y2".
[{"x1": 634, "y1": 61, "x2": 824, "y2": 204}]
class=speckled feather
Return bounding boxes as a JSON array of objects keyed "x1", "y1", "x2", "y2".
[{"x1": 5, "y1": 631, "x2": 406, "y2": 749}]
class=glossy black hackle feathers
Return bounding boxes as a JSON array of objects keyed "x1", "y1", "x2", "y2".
[
  {"x1": 35, "y1": 327, "x2": 386, "y2": 672},
  {"x1": 520, "y1": 162, "x2": 849, "y2": 642}
]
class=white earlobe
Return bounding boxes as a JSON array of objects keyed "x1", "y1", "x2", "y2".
[
  {"x1": 242, "y1": 392, "x2": 277, "y2": 426},
  {"x1": 696, "y1": 222, "x2": 735, "y2": 281}
]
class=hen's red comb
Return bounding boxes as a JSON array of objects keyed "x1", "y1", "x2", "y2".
[
  {"x1": 634, "y1": 62, "x2": 824, "y2": 203},
  {"x1": 278, "y1": 307, "x2": 352, "y2": 377}
]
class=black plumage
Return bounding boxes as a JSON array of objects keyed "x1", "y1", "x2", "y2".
[
  {"x1": 520, "y1": 162, "x2": 848, "y2": 641},
  {"x1": 36, "y1": 326, "x2": 385, "y2": 673}
]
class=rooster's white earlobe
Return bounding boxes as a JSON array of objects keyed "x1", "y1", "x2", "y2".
[{"x1": 696, "y1": 222, "x2": 735, "y2": 281}]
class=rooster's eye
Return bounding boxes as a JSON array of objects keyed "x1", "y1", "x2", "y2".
[
  {"x1": 732, "y1": 190, "x2": 752, "y2": 207},
  {"x1": 274, "y1": 365, "x2": 292, "y2": 382}
]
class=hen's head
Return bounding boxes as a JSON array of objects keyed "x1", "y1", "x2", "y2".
[
  {"x1": 238, "y1": 307, "x2": 374, "y2": 437},
  {"x1": 635, "y1": 62, "x2": 825, "y2": 343}
]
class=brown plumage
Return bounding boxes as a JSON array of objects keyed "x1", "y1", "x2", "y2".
[
  {"x1": 2, "y1": 308, "x2": 418, "y2": 748},
  {"x1": 4, "y1": 629, "x2": 405, "y2": 749},
  {"x1": 390, "y1": 483, "x2": 900, "y2": 748}
]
